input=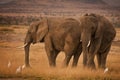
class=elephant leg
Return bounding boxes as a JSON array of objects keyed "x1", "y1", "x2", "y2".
[
  {"x1": 87, "y1": 53, "x2": 96, "y2": 69},
  {"x1": 51, "y1": 50, "x2": 60, "y2": 67},
  {"x1": 63, "y1": 53, "x2": 72, "y2": 67},
  {"x1": 72, "y1": 43, "x2": 82, "y2": 67},
  {"x1": 87, "y1": 45, "x2": 96, "y2": 69},
  {"x1": 45, "y1": 34, "x2": 60, "y2": 67},
  {"x1": 63, "y1": 42, "x2": 76, "y2": 67},
  {"x1": 46, "y1": 49, "x2": 59, "y2": 67},
  {"x1": 87, "y1": 39, "x2": 101, "y2": 69},
  {"x1": 45, "y1": 43, "x2": 60, "y2": 67},
  {"x1": 96, "y1": 53, "x2": 101, "y2": 68},
  {"x1": 100, "y1": 44, "x2": 111, "y2": 69}
]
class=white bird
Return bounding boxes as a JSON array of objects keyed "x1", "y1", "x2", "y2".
[
  {"x1": 16, "y1": 66, "x2": 22, "y2": 74},
  {"x1": 22, "y1": 65, "x2": 25, "y2": 70},
  {"x1": 104, "y1": 67, "x2": 109, "y2": 73},
  {"x1": 8, "y1": 61, "x2": 11, "y2": 68}
]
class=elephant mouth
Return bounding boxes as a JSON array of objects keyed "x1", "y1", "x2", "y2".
[{"x1": 40, "y1": 38, "x2": 44, "y2": 42}]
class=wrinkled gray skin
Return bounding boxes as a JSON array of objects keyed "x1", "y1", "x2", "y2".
[
  {"x1": 24, "y1": 18, "x2": 82, "y2": 68},
  {"x1": 80, "y1": 13, "x2": 116, "y2": 69}
]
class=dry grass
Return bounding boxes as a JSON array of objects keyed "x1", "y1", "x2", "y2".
[
  {"x1": 0, "y1": 25, "x2": 15, "y2": 32},
  {"x1": 0, "y1": 25, "x2": 120, "y2": 80},
  {"x1": 0, "y1": 28, "x2": 14, "y2": 32}
]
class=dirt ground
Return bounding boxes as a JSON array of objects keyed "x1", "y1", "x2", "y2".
[{"x1": 0, "y1": 25, "x2": 120, "y2": 80}]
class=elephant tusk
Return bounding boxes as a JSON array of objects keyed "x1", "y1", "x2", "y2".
[
  {"x1": 80, "y1": 40, "x2": 82, "y2": 42},
  {"x1": 16, "y1": 43, "x2": 28, "y2": 48},
  {"x1": 87, "y1": 40, "x2": 91, "y2": 47},
  {"x1": 104, "y1": 67, "x2": 109, "y2": 73},
  {"x1": 16, "y1": 66, "x2": 22, "y2": 74}
]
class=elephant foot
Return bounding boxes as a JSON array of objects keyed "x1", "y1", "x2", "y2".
[
  {"x1": 82, "y1": 63, "x2": 88, "y2": 69},
  {"x1": 83, "y1": 62, "x2": 87, "y2": 67},
  {"x1": 83, "y1": 64, "x2": 87, "y2": 67},
  {"x1": 100, "y1": 65, "x2": 106, "y2": 69},
  {"x1": 87, "y1": 63, "x2": 96, "y2": 70},
  {"x1": 25, "y1": 64, "x2": 31, "y2": 68},
  {"x1": 90, "y1": 66, "x2": 96, "y2": 70},
  {"x1": 72, "y1": 65, "x2": 77, "y2": 68},
  {"x1": 49, "y1": 63, "x2": 56, "y2": 68},
  {"x1": 62, "y1": 65, "x2": 67, "y2": 68},
  {"x1": 49, "y1": 65, "x2": 56, "y2": 68},
  {"x1": 72, "y1": 63, "x2": 78, "y2": 68},
  {"x1": 62, "y1": 63, "x2": 68, "y2": 68}
]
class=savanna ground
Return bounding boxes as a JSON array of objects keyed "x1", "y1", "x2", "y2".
[{"x1": 0, "y1": 25, "x2": 120, "y2": 80}]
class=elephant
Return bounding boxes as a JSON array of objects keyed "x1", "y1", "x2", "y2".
[
  {"x1": 24, "y1": 18, "x2": 82, "y2": 68},
  {"x1": 80, "y1": 13, "x2": 116, "y2": 69}
]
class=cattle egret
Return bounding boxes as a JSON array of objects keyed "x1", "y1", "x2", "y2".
[
  {"x1": 22, "y1": 65, "x2": 25, "y2": 69},
  {"x1": 8, "y1": 61, "x2": 11, "y2": 68},
  {"x1": 16, "y1": 66, "x2": 22, "y2": 74}
]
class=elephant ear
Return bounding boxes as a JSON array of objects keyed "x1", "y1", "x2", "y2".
[
  {"x1": 36, "y1": 18, "x2": 49, "y2": 42},
  {"x1": 29, "y1": 21, "x2": 41, "y2": 44}
]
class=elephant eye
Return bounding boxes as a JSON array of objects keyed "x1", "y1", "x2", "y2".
[{"x1": 91, "y1": 26, "x2": 94, "y2": 29}]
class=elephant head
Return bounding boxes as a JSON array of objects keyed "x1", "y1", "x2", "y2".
[
  {"x1": 80, "y1": 14, "x2": 102, "y2": 66},
  {"x1": 24, "y1": 18, "x2": 49, "y2": 67}
]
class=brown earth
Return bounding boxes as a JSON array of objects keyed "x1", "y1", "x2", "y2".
[{"x1": 0, "y1": 25, "x2": 120, "y2": 80}]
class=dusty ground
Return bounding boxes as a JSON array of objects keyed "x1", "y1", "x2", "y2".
[{"x1": 0, "y1": 25, "x2": 120, "y2": 80}]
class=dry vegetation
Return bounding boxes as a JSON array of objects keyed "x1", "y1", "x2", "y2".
[
  {"x1": 0, "y1": 25, "x2": 120, "y2": 80},
  {"x1": 0, "y1": 0, "x2": 120, "y2": 27},
  {"x1": 0, "y1": 0, "x2": 120, "y2": 79}
]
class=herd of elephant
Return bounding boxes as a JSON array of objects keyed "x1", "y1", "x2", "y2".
[{"x1": 23, "y1": 13, "x2": 116, "y2": 70}]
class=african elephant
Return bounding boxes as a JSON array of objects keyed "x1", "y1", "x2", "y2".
[
  {"x1": 24, "y1": 18, "x2": 82, "y2": 68},
  {"x1": 80, "y1": 13, "x2": 116, "y2": 69}
]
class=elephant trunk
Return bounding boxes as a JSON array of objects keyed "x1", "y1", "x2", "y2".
[
  {"x1": 24, "y1": 32, "x2": 32, "y2": 67},
  {"x1": 24, "y1": 42, "x2": 31, "y2": 67},
  {"x1": 81, "y1": 32, "x2": 91, "y2": 66}
]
